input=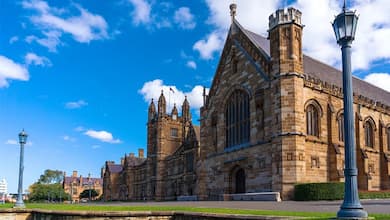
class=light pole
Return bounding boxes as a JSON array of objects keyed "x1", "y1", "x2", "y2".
[
  {"x1": 332, "y1": 1, "x2": 368, "y2": 219},
  {"x1": 14, "y1": 129, "x2": 27, "y2": 208},
  {"x1": 88, "y1": 173, "x2": 92, "y2": 202}
]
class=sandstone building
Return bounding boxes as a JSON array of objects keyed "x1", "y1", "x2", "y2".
[
  {"x1": 63, "y1": 171, "x2": 103, "y2": 202},
  {"x1": 103, "y1": 5, "x2": 390, "y2": 200},
  {"x1": 102, "y1": 95, "x2": 199, "y2": 201}
]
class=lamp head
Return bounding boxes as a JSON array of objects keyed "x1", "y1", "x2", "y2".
[
  {"x1": 332, "y1": 9, "x2": 358, "y2": 45},
  {"x1": 18, "y1": 129, "x2": 28, "y2": 145}
]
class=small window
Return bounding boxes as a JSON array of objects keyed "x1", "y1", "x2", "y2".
[
  {"x1": 364, "y1": 120, "x2": 374, "y2": 148},
  {"x1": 338, "y1": 114, "x2": 344, "y2": 142},
  {"x1": 186, "y1": 153, "x2": 194, "y2": 172},
  {"x1": 171, "y1": 128, "x2": 178, "y2": 138}
]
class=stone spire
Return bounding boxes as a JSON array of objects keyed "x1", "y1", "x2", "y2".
[
  {"x1": 158, "y1": 90, "x2": 166, "y2": 116},
  {"x1": 148, "y1": 99, "x2": 156, "y2": 121},
  {"x1": 171, "y1": 103, "x2": 178, "y2": 120},
  {"x1": 182, "y1": 96, "x2": 191, "y2": 122},
  {"x1": 229, "y1": 3, "x2": 237, "y2": 22}
]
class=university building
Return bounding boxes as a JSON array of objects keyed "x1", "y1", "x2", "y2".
[
  {"x1": 103, "y1": 5, "x2": 390, "y2": 200},
  {"x1": 63, "y1": 171, "x2": 103, "y2": 202}
]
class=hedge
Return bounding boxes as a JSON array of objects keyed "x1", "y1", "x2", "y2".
[{"x1": 294, "y1": 182, "x2": 344, "y2": 201}]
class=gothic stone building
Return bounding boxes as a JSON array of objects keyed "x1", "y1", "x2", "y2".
[
  {"x1": 102, "y1": 95, "x2": 199, "y2": 201},
  {"x1": 197, "y1": 5, "x2": 390, "y2": 199},
  {"x1": 103, "y1": 6, "x2": 390, "y2": 200}
]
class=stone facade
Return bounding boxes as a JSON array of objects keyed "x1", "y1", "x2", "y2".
[
  {"x1": 102, "y1": 95, "x2": 199, "y2": 201},
  {"x1": 63, "y1": 171, "x2": 103, "y2": 202},
  {"x1": 103, "y1": 6, "x2": 390, "y2": 200}
]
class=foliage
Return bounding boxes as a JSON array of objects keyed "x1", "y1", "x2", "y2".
[
  {"x1": 79, "y1": 189, "x2": 98, "y2": 199},
  {"x1": 29, "y1": 183, "x2": 69, "y2": 202},
  {"x1": 37, "y1": 169, "x2": 64, "y2": 184},
  {"x1": 294, "y1": 182, "x2": 344, "y2": 201},
  {"x1": 359, "y1": 190, "x2": 390, "y2": 199}
]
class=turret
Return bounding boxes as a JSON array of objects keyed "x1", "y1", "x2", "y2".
[
  {"x1": 268, "y1": 7, "x2": 303, "y2": 75},
  {"x1": 158, "y1": 90, "x2": 166, "y2": 117},
  {"x1": 182, "y1": 96, "x2": 191, "y2": 122},
  {"x1": 148, "y1": 99, "x2": 156, "y2": 121},
  {"x1": 171, "y1": 103, "x2": 178, "y2": 120}
]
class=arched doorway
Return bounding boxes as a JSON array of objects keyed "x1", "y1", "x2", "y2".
[{"x1": 235, "y1": 168, "x2": 246, "y2": 193}]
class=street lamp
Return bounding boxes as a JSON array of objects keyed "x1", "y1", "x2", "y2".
[
  {"x1": 14, "y1": 129, "x2": 27, "y2": 208},
  {"x1": 332, "y1": 1, "x2": 368, "y2": 219}
]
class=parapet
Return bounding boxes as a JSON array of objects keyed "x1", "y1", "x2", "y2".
[{"x1": 269, "y1": 7, "x2": 302, "y2": 30}]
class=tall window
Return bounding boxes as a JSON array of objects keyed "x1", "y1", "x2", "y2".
[
  {"x1": 225, "y1": 90, "x2": 250, "y2": 148},
  {"x1": 387, "y1": 127, "x2": 390, "y2": 151},
  {"x1": 170, "y1": 128, "x2": 178, "y2": 138},
  {"x1": 306, "y1": 104, "x2": 319, "y2": 137},
  {"x1": 364, "y1": 120, "x2": 374, "y2": 148},
  {"x1": 338, "y1": 114, "x2": 344, "y2": 142}
]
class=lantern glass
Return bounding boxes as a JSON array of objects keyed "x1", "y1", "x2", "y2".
[
  {"x1": 18, "y1": 130, "x2": 28, "y2": 145},
  {"x1": 333, "y1": 10, "x2": 358, "y2": 43}
]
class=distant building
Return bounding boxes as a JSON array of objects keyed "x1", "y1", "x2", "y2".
[
  {"x1": 0, "y1": 178, "x2": 7, "y2": 203},
  {"x1": 62, "y1": 171, "x2": 103, "y2": 202},
  {"x1": 0, "y1": 178, "x2": 7, "y2": 194}
]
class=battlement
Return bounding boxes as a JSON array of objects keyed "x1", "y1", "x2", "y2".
[{"x1": 269, "y1": 7, "x2": 302, "y2": 30}]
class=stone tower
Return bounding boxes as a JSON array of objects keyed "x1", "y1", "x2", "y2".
[
  {"x1": 146, "y1": 93, "x2": 190, "y2": 200},
  {"x1": 268, "y1": 8, "x2": 303, "y2": 75},
  {"x1": 268, "y1": 7, "x2": 306, "y2": 198}
]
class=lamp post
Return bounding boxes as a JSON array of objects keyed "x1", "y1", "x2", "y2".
[
  {"x1": 332, "y1": 1, "x2": 368, "y2": 219},
  {"x1": 14, "y1": 129, "x2": 27, "y2": 208}
]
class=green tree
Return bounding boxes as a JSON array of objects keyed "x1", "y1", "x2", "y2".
[
  {"x1": 29, "y1": 169, "x2": 69, "y2": 202},
  {"x1": 29, "y1": 183, "x2": 69, "y2": 202},
  {"x1": 37, "y1": 169, "x2": 64, "y2": 184},
  {"x1": 79, "y1": 189, "x2": 98, "y2": 200}
]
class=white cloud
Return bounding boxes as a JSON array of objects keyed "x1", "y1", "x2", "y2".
[
  {"x1": 9, "y1": 36, "x2": 19, "y2": 44},
  {"x1": 193, "y1": 31, "x2": 224, "y2": 60},
  {"x1": 5, "y1": 139, "x2": 18, "y2": 145},
  {"x1": 129, "y1": 0, "x2": 151, "y2": 25},
  {"x1": 364, "y1": 73, "x2": 390, "y2": 92},
  {"x1": 22, "y1": 0, "x2": 108, "y2": 51},
  {"x1": 138, "y1": 79, "x2": 209, "y2": 113},
  {"x1": 74, "y1": 126, "x2": 85, "y2": 132},
  {"x1": 174, "y1": 7, "x2": 196, "y2": 30},
  {"x1": 63, "y1": 135, "x2": 76, "y2": 142},
  {"x1": 25, "y1": 52, "x2": 52, "y2": 66},
  {"x1": 91, "y1": 145, "x2": 101, "y2": 149},
  {"x1": 65, "y1": 100, "x2": 88, "y2": 109},
  {"x1": 84, "y1": 130, "x2": 121, "y2": 144},
  {"x1": 0, "y1": 55, "x2": 29, "y2": 88},
  {"x1": 25, "y1": 31, "x2": 62, "y2": 52},
  {"x1": 186, "y1": 60, "x2": 197, "y2": 69}
]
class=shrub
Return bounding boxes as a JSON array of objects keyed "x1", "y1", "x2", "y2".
[
  {"x1": 294, "y1": 182, "x2": 344, "y2": 201},
  {"x1": 359, "y1": 190, "x2": 390, "y2": 199}
]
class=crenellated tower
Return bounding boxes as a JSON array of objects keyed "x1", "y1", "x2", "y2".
[{"x1": 268, "y1": 7, "x2": 303, "y2": 75}]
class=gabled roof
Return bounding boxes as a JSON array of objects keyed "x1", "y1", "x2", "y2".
[{"x1": 234, "y1": 21, "x2": 390, "y2": 106}]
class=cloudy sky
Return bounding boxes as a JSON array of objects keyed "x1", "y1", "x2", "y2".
[{"x1": 1, "y1": 0, "x2": 390, "y2": 193}]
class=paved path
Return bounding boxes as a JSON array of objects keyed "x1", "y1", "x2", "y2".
[{"x1": 92, "y1": 200, "x2": 390, "y2": 214}]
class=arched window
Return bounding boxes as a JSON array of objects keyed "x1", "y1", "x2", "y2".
[
  {"x1": 338, "y1": 113, "x2": 344, "y2": 142},
  {"x1": 225, "y1": 90, "x2": 250, "y2": 148},
  {"x1": 364, "y1": 120, "x2": 374, "y2": 148},
  {"x1": 306, "y1": 104, "x2": 319, "y2": 137},
  {"x1": 387, "y1": 127, "x2": 390, "y2": 151}
]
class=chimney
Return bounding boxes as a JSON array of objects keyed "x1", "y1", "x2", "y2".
[
  {"x1": 72, "y1": 171, "x2": 77, "y2": 177},
  {"x1": 138, "y1": 148, "x2": 144, "y2": 158},
  {"x1": 129, "y1": 153, "x2": 135, "y2": 158}
]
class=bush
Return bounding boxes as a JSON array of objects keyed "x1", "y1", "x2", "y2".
[
  {"x1": 359, "y1": 190, "x2": 390, "y2": 199},
  {"x1": 294, "y1": 182, "x2": 344, "y2": 201}
]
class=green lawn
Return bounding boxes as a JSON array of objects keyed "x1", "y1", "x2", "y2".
[{"x1": 0, "y1": 203, "x2": 389, "y2": 220}]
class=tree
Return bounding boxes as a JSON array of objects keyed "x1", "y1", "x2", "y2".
[
  {"x1": 79, "y1": 189, "x2": 98, "y2": 200},
  {"x1": 29, "y1": 169, "x2": 69, "y2": 202},
  {"x1": 29, "y1": 183, "x2": 69, "y2": 202},
  {"x1": 37, "y1": 169, "x2": 64, "y2": 184}
]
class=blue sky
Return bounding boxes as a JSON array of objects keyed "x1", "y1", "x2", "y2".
[{"x1": 1, "y1": 0, "x2": 390, "y2": 193}]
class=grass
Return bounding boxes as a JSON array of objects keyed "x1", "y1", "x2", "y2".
[{"x1": 0, "y1": 203, "x2": 389, "y2": 220}]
